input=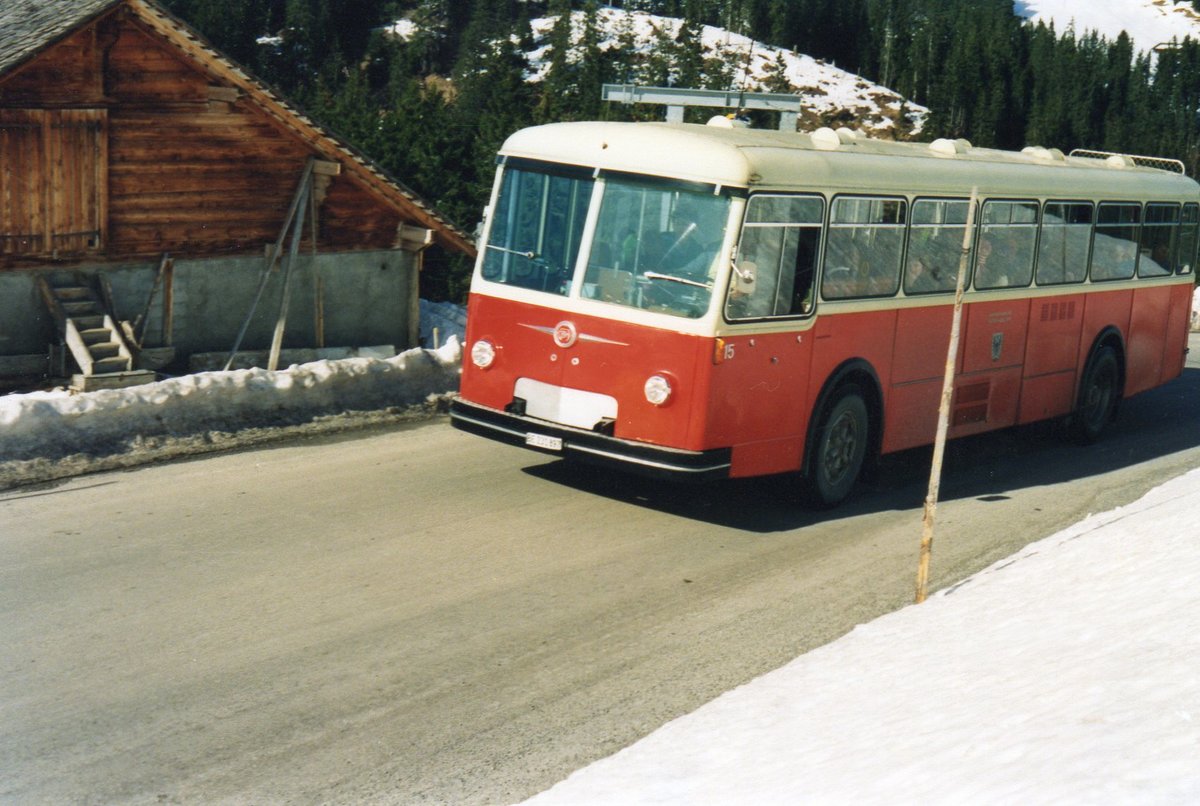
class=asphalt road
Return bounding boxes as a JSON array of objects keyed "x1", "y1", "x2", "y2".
[{"x1": 3, "y1": 336, "x2": 1199, "y2": 804}]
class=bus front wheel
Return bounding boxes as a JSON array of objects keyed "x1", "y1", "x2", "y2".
[
  {"x1": 1070, "y1": 345, "x2": 1120, "y2": 444},
  {"x1": 805, "y1": 386, "x2": 869, "y2": 508}
]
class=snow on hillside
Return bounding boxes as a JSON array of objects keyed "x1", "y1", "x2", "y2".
[
  {"x1": 387, "y1": 7, "x2": 928, "y2": 136},
  {"x1": 1015, "y1": 0, "x2": 1200, "y2": 53},
  {"x1": 524, "y1": 8, "x2": 927, "y2": 135}
]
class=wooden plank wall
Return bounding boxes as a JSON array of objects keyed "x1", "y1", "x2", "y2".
[{"x1": 0, "y1": 11, "x2": 406, "y2": 264}]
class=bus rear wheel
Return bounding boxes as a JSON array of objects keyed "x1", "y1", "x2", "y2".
[
  {"x1": 805, "y1": 386, "x2": 869, "y2": 508},
  {"x1": 1070, "y1": 345, "x2": 1119, "y2": 444}
]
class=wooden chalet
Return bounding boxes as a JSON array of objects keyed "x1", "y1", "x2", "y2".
[{"x1": 0, "y1": 0, "x2": 473, "y2": 388}]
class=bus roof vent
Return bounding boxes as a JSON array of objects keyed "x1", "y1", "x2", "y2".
[
  {"x1": 929, "y1": 138, "x2": 971, "y2": 156},
  {"x1": 1022, "y1": 145, "x2": 1066, "y2": 162},
  {"x1": 1069, "y1": 148, "x2": 1185, "y2": 174},
  {"x1": 811, "y1": 127, "x2": 861, "y2": 150},
  {"x1": 811, "y1": 127, "x2": 841, "y2": 150}
]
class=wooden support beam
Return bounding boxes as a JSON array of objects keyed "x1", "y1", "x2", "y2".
[{"x1": 206, "y1": 85, "x2": 239, "y2": 103}]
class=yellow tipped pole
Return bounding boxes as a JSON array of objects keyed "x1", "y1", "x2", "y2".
[{"x1": 916, "y1": 187, "x2": 978, "y2": 604}]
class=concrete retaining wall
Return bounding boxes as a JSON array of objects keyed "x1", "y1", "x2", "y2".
[{"x1": 0, "y1": 249, "x2": 418, "y2": 372}]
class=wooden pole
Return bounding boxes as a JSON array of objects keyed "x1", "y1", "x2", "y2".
[
  {"x1": 162, "y1": 259, "x2": 174, "y2": 347},
  {"x1": 134, "y1": 253, "x2": 170, "y2": 347},
  {"x1": 314, "y1": 275, "x2": 325, "y2": 349},
  {"x1": 223, "y1": 158, "x2": 314, "y2": 371},
  {"x1": 916, "y1": 187, "x2": 978, "y2": 604},
  {"x1": 267, "y1": 178, "x2": 310, "y2": 371}
]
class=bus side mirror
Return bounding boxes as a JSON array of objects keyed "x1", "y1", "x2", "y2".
[{"x1": 733, "y1": 260, "x2": 757, "y2": 295}]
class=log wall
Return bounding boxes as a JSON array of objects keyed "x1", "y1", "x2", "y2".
[{"x1": 0, "y1": 9, "x2": 404, "y2": 267}]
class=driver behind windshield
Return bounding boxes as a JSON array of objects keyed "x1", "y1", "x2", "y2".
[{"x1": 651, "y1": 195, "x2": 727, "y2": 281}]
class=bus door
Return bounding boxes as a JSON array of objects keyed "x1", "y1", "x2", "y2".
[
  {"x1": 955, "y1": 200, "x2": 1038, "y2": 435},
  {"x1": 887, "y1": 198, "x2": 968, "y2": 453}
]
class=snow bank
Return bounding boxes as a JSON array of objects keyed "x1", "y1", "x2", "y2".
[
  {"x1": 0, "y1": 339, "x2": 462, "y2": 463},
  {"x1": 525, "y1": 467, "x2": 1200, "y2": 804}
]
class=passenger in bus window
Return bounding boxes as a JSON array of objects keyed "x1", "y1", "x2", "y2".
[
  {"x1": 906, "y1": 255, "x2": 939, "y2": 293},
  {"x1": 974, "y1": 237, "x2": 1004, "y2": 287}
]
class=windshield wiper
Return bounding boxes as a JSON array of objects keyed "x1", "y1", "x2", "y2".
[
  {"x1": 642, "y1": 271, "x2": 712, "y2": 290},
  {"x1": 486, "y1": 244, "x2": 539, "y2": 260}
]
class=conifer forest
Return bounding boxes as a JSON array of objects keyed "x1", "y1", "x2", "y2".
[{"x1": 161, "y1": 0, "x2": 1200, "y2": 299}]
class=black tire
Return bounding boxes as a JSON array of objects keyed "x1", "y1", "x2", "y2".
[
  {"x1": 1070, "y1": 345, "x2": 1120, "y2": 444},
  {"x1": 805, "y1": 386, "x2": 870, "y2": 508}
]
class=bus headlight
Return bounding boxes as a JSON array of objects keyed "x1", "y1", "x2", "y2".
[
  {"x1": 644, "y1": 374, "x2": 673, "y2": 406},
  {"x1": 471, "y1": 339, "x2": 496, "y2": 369}
]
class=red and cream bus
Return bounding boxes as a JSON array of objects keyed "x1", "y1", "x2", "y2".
[{"x1": 450, "y1": 120, "x2": 1198, "y2": 506}]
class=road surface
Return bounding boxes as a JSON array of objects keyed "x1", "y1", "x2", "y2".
[{"x1": 3, "y1": 337, "x2": 1199, "y2": 803}]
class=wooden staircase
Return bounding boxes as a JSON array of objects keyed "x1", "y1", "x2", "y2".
[{"x1": 37, "y1": 275, "x2": 155, "y2": 390}]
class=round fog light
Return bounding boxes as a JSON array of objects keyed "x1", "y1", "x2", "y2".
[
  {"x1": 471, "y1": 340, "x2": 496, "y2": 369},
  {"x1": 644, "y1": 374, "x2": 673, "y2": 406}
]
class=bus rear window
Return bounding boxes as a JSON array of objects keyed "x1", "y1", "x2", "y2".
[
  {"x1": 1138, "y1": 203, "x2": 1179, "y2": 277},
  {"x1": 1179, "y1": 203, "x2": 1199, "y2": 275},
  {"x1": 481, "y1": 164, "x2": 593, "y2": 295}
]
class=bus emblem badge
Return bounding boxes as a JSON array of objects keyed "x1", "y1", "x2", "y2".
[{"x1": 553, "y1": 321, "x2": 578, "y2": 348}]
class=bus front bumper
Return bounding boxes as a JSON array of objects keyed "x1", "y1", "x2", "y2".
[{"x1": 449, "y1": 398, "x2": 731, "y2": 482}]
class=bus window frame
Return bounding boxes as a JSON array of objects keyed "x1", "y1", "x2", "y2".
[
  {"x1": 1138, "y1": 201, "x2": 1181, "y2": 278},
  {"x1": 973, "y1": 198, "x2": 1040, "y2": 291},
  {"x1": 724, "y1": 192, "x2": 825, "y2": 322},
  {"x1": 1178, "y1": 202, "x2": 1199, "y2": 276},
  {"x1": 1034, "y1": 200, "x2": 1094, "y2": 287},
  {"x1": 821, "y1": 193, "x2": 907, "y2": 301},
  {"x1": 1090, "y1": 201, "x2": 1142, "y2": 282},
  {"x1": 903, "y1": 196, "x2": 975, "y2": 296}
]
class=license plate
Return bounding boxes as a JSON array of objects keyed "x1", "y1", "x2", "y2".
[{"x1": 525, "y1": 433, "x2": 563, "y2": 451}]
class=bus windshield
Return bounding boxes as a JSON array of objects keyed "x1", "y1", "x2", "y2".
[
  {"x1": 481, "y1": 162, "x2": 593, "y2": 296},
  {"x1": 583, "y1": 176, "x2": 730, "y2": 319}
]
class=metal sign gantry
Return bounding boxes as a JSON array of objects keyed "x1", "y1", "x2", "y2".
[{"x1": 601, "y1": 83, "x2": 801, "y2": 131}]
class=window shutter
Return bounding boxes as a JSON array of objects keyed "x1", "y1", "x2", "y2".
[
  {"x1": 0, "y1": 108, "x2": 106, "y2": 257},
  {"x1": 0, "y1": 109, "x2": 47, "y2": 255}
]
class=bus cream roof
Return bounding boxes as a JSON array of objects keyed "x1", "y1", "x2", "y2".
[{"x1": 500, "y1": 122, "x2": 1200, "y2": 201}]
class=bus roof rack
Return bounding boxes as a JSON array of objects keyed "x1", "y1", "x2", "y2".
[{"x1": 1068, "y1": 148, "x2": 1185, "y2": 174}]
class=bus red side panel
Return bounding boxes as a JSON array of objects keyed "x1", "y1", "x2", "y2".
[
  {"x1": 953, "y1": 298, "x2": 1031, "y2": 435},
  {"x1": 1079, "y1": 288, "x2": 1133, "y2": 378},
  {"x1": 710, "y1": 331, "x2": 814, "y2": 477},
  {"x1": 1161, "y1": 283, "x2": 1192, "y2": 382},
  {"x1": 885, "y1": 305, "x2": 957, "y2": 453},
  {"x1": 1126, "y1": 285, "x2": 1173, "y2": 396},
  {"x1": 1019, "y1": 294, "x2": 1085, "y2": 424},
  {"x1": 808, "y1": 308, "x2": 900, "y2": 448}
]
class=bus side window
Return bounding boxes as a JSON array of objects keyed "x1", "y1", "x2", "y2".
[
  {"x1": 823, "y1": 196, "x2": 905, "y2": 300},
  {"x1": 727, "y1": 195, "x2": 823, "y2": 319},
  {"x1": 975, "y1": 200, "x2": 1038, "y2": 290},
  {"x1": 1091, "y1": 203, "x2": 1141, "y2": 281},
  {"x1": 1139, "y1": 203, "x2": 1180, "y2": 278},
  {"x1": 1179, "y1": 203, "x2": 1199, "y2": 276},
  {"x1": 1036, "y1": 202, "x2": 1092, "y2": 285},
  {"x1": 906, "y1": 198, "x2": 971, "y2": 294}
]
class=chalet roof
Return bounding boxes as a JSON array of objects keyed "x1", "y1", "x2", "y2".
[
  {"x1": 0, "y1": 0, "x2": 119, "y2": 76},
  {"x1": 0, "y1": 0, "x2": 475, "y2": 256}
]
